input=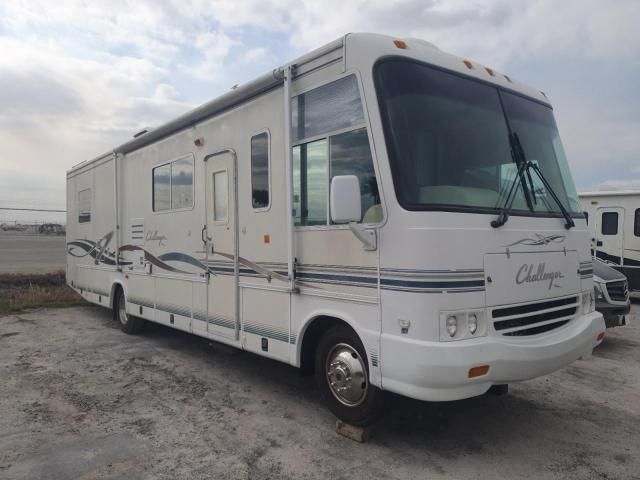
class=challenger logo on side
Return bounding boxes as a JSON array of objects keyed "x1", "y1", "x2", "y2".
[{"x1": 516, "y1": 263, "x2": 564, "y2": 290}]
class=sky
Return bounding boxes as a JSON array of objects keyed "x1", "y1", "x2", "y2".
[{"x1": 0, "y1": 0, "x2": 639, "y2": 222}]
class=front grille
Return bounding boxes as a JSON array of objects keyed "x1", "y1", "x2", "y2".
[
  {"x1": 606, "y1": 281, "x2": 628, "y2": 302},
  {"x1": 492, "y1": 296, "x2": 578, "y2": 337}
]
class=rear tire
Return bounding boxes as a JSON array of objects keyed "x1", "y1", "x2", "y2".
[
  {"x1": 314, "y1": 325, "x2": 385, "y2": 426},
  {"x1": 114, "y1": 288, "x2": 145, "y2": 334}
]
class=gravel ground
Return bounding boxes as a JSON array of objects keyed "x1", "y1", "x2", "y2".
[
  {"x1": 0, "y1": 234, "x2": 65, "y2": 274},
  {"x1": 1, "y1": 305, "x2": 639, "y2": 480}
]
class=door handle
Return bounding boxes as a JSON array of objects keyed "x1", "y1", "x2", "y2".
[{"x1": 201, "y1": 225, "x2": 207, "y2": 244}]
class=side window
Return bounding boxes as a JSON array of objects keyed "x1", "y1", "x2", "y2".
[
  {"x1": 153, "y1": 164, "x2": 171, "y2": 211},
  {"x1": 292, "y1": 75, "x2": 365, "y2": 142},
  {"x1": 601, "y1": 212, "x2": 618, "y2": 235},
  {"x1": 635, "y1": 209, "x2": 640, "y2": 237},
  {"x1": 330, "y1": 128, "x2": 380, "y2": 223},
  {"x1": 171, "y1": 158, "x2": 194, "y2": 209},
  {"x1": 213, "y1": 171, "x2": 228, "y2": 222},
  {"x1": 78, "y1": 188, "x2": 91, "y2": 223},
  {"x1": 153, "y1": 155, "x2": 194, "y2": 212},
  {"x1": 583, "y1": 211, "x2": 588, "y2": 224},
  {"x1": 251, "y1": 132, "x2": 270, "y2": 209},
  {"x1": 293, "y1": 139, "x2": 328, "y2": 226},
  {"x1": 292, "y1": 75, "x2": 381, "y2": 226}
]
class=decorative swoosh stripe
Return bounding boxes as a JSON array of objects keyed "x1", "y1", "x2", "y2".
[
  {"x1": 70, "y1": 234, "x2": 484, "y2": 293},
  {"x1": 67, "y1": 239, "x2": 132, "y2": 266},
  {"x1": 505, "y1": 234, "x2": 566, "y2": 247}
]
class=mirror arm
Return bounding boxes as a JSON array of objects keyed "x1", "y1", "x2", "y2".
[{"x1": 348, "y1": 223, "x2": 377, "y2": 251}]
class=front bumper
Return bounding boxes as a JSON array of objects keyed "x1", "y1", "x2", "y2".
[
  {"x1": 596, "y1": 300, "x2": 630, "y2": 328},
  {"x1": 380, "y1": 311, "x2": 605, "y2": 402}
]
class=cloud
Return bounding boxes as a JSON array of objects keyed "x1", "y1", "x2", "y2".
[{"x1": 0, "y1": 0, "x2": 638, "y2": 221}]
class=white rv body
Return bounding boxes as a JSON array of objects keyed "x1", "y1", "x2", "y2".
[
  {"x1": 67, "y1": 33, "x2": 604, "y2": 409},
  {"x1": 580, "y1": 190, "x2": 640, "y2": 295}
]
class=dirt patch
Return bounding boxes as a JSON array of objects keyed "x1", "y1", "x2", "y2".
[
  {"x1": 0, "y1": 271, "x2": 87, "y2": 313},
  {"x1": 0, "y1": 306, "x2": 638, "y2": 479}
]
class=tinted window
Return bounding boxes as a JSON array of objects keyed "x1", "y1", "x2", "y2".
[
  {"x1": 78, "y1": 188, "x2": 91, "y2": 223},
  {"x1": 601, "y1": 212, "x2": 618, "y2": 235},
  {"x1": 293, "y1": 139, "x2": 328, "y2": 226},
  {"x1": 251, "y1": 132, "x2": 270, "y2": 209},
  {"x1": 153, "y1": 164, "x2": 171, "y2": 211},
  {"x1": 330, "y1": 128, "x2": 380, "y2": 222},
  {"x1": 171, "y1": 158, "x2": 194, "y2": 210},
  {"x1": 635, "y1": 209, "x2": 640, "y2": 236},
  {"x1": 292, "y1": 75, "x2": 364, "y2": 142}
]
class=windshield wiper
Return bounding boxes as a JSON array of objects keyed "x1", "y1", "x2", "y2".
[
  {"x1": 511, "y1": 132, "x2": 575, "y2": 230},
  {"x1": 491, "y1": 156, "x2": 530, "y2": 228},
  {"x1": 491, "y1": 133, "x2": 535, "y2": 228}
]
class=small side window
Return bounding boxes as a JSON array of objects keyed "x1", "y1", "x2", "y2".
[
  {"x1": 78, "y1": 188, "x2": 91, "y2": 223},
  {"x1": 583, "y1": 211, "x2": 588, "y2": 225},
  {"x1": 251, "y1": 132, "x2": 270, "y2": 209},
  {"x1": 601, "y1": 212, "x2": 618, "y2": 235},
  {"x1": 635, "y1": 209, "x2": 640, "y2": 237},
  {"x1": 213, "y1": 171, "x2": 228, "y2": 222}
]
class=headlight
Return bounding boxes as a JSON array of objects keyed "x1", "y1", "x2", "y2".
[
  {"x1": 440, "y1": 310, "x2": 486, "y2": 341},
  {"x1": 468, "y1": 313, "x2": 478, "y2": 334},
  {"x1": 446, "y1": 316, "x2": 458, "y2": 337},
  {"x1": 593, "y1": 283, "x2": 605, "y2": 301}
]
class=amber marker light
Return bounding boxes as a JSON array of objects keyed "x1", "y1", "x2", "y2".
[
  {"x1": 393, "y1": 39, "x2": 407, "y2": 49},
  {"x1": 468, "y1": 365, "x2": 490, "y2": 378}
]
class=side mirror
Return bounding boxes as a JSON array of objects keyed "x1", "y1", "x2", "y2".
[{"x1": 330, "y1": 175, "x2": 361, "y2": 224}]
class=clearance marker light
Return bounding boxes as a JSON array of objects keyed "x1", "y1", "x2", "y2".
[
  {"x1": 393, "y1": 39, "x2": 407, "y2": 49},
  {"x1": 597, "y1": 332, "x2": 605, "y2": 342},
  {"x1": 503, "y1": 74, "x2": 512, "y2": 83},
  {"x1": 468, "y1": 365, "x2": 490, "y2": 378},
  {"x1": 485, "y1": 67, "x2": 495, "y2": 76},
  {"x1": 463, "y1": 59, "x2": 473, "y2": 69}
]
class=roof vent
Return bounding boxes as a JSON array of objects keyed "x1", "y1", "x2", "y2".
[{"x1": 133, "y1": 127, "x2": 153, "y2": 139}]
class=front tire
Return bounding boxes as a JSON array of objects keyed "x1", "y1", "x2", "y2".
[
  {"x1": 314, "y1": 325, "x2": 385, "y2": 426},
  {"x1": 114, "y1": 288, "x2": 145, "y2": 334}
]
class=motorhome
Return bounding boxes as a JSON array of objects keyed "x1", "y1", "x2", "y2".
[
  {"x1": 580, "y1": 190, "x2": 640, "y2": 296},
  {"x1": 66, "y1": 33, "x2": 605, "y2": 426}
]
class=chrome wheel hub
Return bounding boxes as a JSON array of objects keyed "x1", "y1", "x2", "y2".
[{"x1": 326, "y1": 343, "x2": 368, "y2": 407}]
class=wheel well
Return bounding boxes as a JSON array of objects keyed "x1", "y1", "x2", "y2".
[
  {"x1": 299, "y1": 316, "x2": 356, "y2": 376},
  {"x1": 110, "y1": 283, "x2": 123, "y2": 310}
]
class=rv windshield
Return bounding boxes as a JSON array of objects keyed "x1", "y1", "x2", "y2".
[{"x1": 374, "y1": 58, "x2": 582, "y2": 216}]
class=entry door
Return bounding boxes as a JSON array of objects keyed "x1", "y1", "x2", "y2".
[
  {"x1": 205, "y1": 153, "x2": 238, "y2": 339},
  {"x1": 595, "y1": 207, "x2": 625, "y2": 265}
]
